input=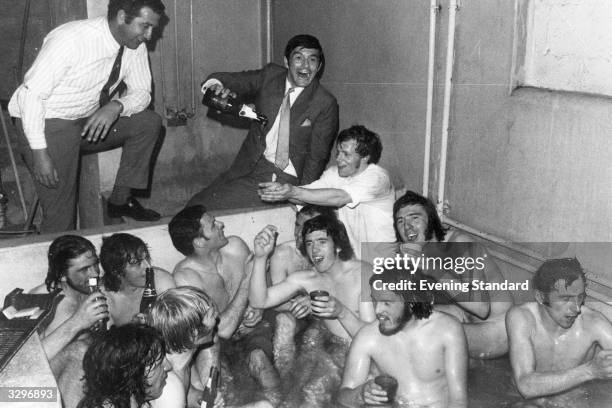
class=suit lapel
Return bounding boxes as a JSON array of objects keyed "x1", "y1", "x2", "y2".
[{"x1": 290, "y1": 79, "x2": 318, "y2": 125}]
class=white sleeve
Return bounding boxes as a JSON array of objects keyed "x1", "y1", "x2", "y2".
[
  {"x1": 13, "y1": 32, "x2": 77, "y2": 149},
  {"x1": 341, "y1": 168, "x2": 391, "y2": 208},
  {"x1": 117, "y1": 43, "x2": 152, "y2": 116}
]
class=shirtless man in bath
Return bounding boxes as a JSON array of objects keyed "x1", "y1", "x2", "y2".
[
  {"x1": 337, "y1": 267, "x2": 468, "y2": 408},
  {"x1": 506, "y1": 258, "x2": 612, "y2": 408},
  {"x1": 30, "y1": 235, "x2": 109, "y2": 360},
  {"x1": 250, "y1": 215, "x2": 376, "y2": 406},
  {"x1": 267, "y1": 205, "x2": 338, "y2": 377},
  {"x1": 393, "y1": 191, "x2": 514, "y2": 359},
  {"x1": 168, "y1": 205, "x2": 280, "y2": 405},
  {"x1": 99, "y1": 233, "x2": 176, "y2": 326},
  {"x1": 251, "y1": 215, "x2": 375, "y2": 342}
]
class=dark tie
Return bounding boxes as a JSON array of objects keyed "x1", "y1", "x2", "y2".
[
  {"x1": 275, "y1": 88, "x2": 294, "y2": 170},
  {"x1": 99, "y1": 46, "x2": 124, "y2": 107}
]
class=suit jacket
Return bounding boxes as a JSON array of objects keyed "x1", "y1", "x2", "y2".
[{"x1": 209, "y1": 63, "x2": 339, "y2": 184}]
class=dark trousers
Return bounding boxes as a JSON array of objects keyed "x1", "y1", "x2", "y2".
[
  {"x1": 186, "y1": 158, "x2": 298, "y2": 211},
  {"x1": 17, "y1": 110, "x2": 162, "y2": 233}
]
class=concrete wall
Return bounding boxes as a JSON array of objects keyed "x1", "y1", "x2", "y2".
[
  {"x1": 524, "y1": 0, "x2": 612, "y2": 96},
  {"x1": 0, "y1": 205, "x2": 296, "y2": 302},
  {"x1": 271, "y1": 0, "x2": 431, "y2": 192},
  {"x1": 438, "y1": 0, "x2": 612, "y2": 244}
]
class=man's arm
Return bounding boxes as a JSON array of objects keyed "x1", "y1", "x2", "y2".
[
  {"x1": 506, "y1": 306, "x2": 612, "y2": 399},
  {"x1": 39, "y1": 293, "x2": 108, "y2": 360},
  {"x1": 312, "y1": 295, "x2": 375, "y2": 338},
  {"x1": 12, "y1": 32, "x2": 76, "y2": 187},
  {"x1": 50, "y1": 338, "x2": 89, "y2": 408},
  {"x1": 300, "y1": 97, "x2": 339, "y2": 184},
  {"x1": 259, "y1": 183, "x2": 351, "y2": 207},
  {"x1": 207, "y1": 66, "x2": 266, "y2": 99},
  {"x1": 442, "y1": 317, "x2": 468, "y2": 408},
  {"x1": 250, "y1": 226, "x2": 304, "y2": 309},
  {"x1": 116, "y1": 43, "x2": 152, "y2": 116},
  {"x1": 337, "y1": 327, "x2": 386, "y2": 407}
]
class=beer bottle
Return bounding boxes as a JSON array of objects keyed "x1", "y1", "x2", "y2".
[
  {"x1": 87, "y1": 277, "x2": 108, "y2": 332},
  {"x1": 139, "y1": 267, "x2": 157, "y2": 316},
  {"x1": 202, "y1": 88, "x2": 268, "y2": 126},
  {"x1": 200, "y1": 366, "x2": 219, "y2": 408}
]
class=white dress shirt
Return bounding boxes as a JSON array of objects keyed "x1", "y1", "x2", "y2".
[
  {"x1": 8, "y1": 17, "x2": 152, "y2": 149},
  {"x1": 262, "y1": 79, "x2": 304, "y2": 177},
  {"x1": 303, "y1": 164, "x2": 396, "y2": 257}
]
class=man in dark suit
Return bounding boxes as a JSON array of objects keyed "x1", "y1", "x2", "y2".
[{"x1": 187, "y1": 34, "x2": 339, "y2": 210}]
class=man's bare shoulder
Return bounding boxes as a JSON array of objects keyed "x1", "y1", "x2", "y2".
[
  {"x1": 272, "y1": 241, "x2": 297, "y2": 260},
  {"x1": 29, "y1": 283, "x2": 49, "y2": 294},
  {"x1": 351, "y1": 321, "x2": 381, "y2": 348},
  {"x1": 154, "y1": 267, "x2": 176, "y2": 292},
  {"x1": 427, "y1": 310, "x2": 464, "y2": 331},
  {"x1": 506, "y1": 302, "x2": 537, "y2": 327},
  {"x1": 221, "y1": 236, "x2": 251, "y2": 260}
]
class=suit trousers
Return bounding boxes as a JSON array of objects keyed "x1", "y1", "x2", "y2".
[
  {"x1": 186, "y1": 158, "x2": 298, "y2": 211},
  {"x1": 16, "y1": 110, "x2": 162, "y2": 233}
]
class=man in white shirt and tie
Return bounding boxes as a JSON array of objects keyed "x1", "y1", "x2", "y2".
[
  {"x1": 187, "y1": 34, "x2": 339, "y2": 210},
  {"x1": 8, "y1": 0, "x2": 165, "y2": 233}
]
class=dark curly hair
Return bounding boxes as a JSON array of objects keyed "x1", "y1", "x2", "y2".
[
  {"x1": 108, "y1": 0, "x2": 166, "y2": 22},
  {"x1": 533, "y1": 258, "x2": 586, "y2": 305},
  {"x1": 336, "y1": 125, "x2": 382, "y2": 164},
  {"x1": 77, "y1": 324, "x2": 166, "y2": 408},
  {"x1": 393, "y1": 190, "x2": 447, "y2": 242},
  {"x1": 168, "y1": 205, "x2": 208, "y2": 257},
  {"x1": 300, "y1": 215, "x2": 354, "y2": 261},
  {"x1": 45, "y1": 235, "x2": 97, "y2": 292},
  {"x1": 100, "y1": 233, "x2": 150, "y2": 292},
  {"x1": 284, "y1": 34, "x2": 325, "y2": 79}
]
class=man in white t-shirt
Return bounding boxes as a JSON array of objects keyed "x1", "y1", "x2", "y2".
[{"x1": 258, "y1": 125, "x2": 395, "y2": 257}]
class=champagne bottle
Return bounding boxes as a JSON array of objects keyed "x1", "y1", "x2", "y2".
[
  {"x1": 87, "y1": 277, "x2": 108, "y2": 332},
  {"x1": 200, "y1": 366, "x2": 219, "y2": 408},
  {"x1": 139, "y1": 267, "x2": 157, "y2": 316},
  {"x1": 201, "y1": 88, "x2": 268, "y2": 126}
]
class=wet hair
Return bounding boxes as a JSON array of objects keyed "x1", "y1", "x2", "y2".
[
  {"x1": 297, "y1": 204, "x2": 337, "y2": 220},
  {"x1": 369, "y1": 267, "x2": 434, "y2": 320},
  {"x1": 284, "y1": 34, "x2": 325, "y2": 79},
  {"x1": 108, "y1": 0, "x2": 166, "y2": 22},
  {"x1": 77, "y1": 324, "x2": 165, "y2": 408},
  {"x1": 45, "y1": 235, "x2": 97, "y2": 292},
  {"x1": 393, "y1": 191, "x2": 447, "y2": 242},
  {"x1": 300, "y1": 215, "x2": 354, "y2": 261},
  {"x1": 533, "y1": 258, "x2": 586, "y2": 304},
  {"x1": 336, "y1": 125, "x2": 382, "y2": 164},
  {"x1": 100, "y1": 233, "x2": 150, "y2": 292},
  {"x1": 168, "y1": 205, "x2": 208, "y2": 256},
  {"x1": 146, "y1": 286, "x2": 215, "y2": 353}
]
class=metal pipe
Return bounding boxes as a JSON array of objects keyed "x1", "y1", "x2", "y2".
[
  {"x1": 448, "y1": 218, "x2": 612, "y2": 306},
  {"x1": 263, "y1": 0, "x2": 273, "y2": 64},
  {"x1": 17, "y1": 0, "x2": 32, "y2": 82},
  {"x1": 189, "y1": 0, "x2": 195, "y2": 115},
  {"x1": 437, "y1": 0, "x2": 459, "y2": 215},
  {"x1": 0, "y1": 110, "x2": 28, "y2": 221},
  {"x1": 442, "y1": 215, "x2": 547, "y2": 261},
  {"x1": 422, "y1": 0, "x2": 440, "y2": 195},
  {"x1": 173, "y1": 0, "x2": 180, "y2": 110}
]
